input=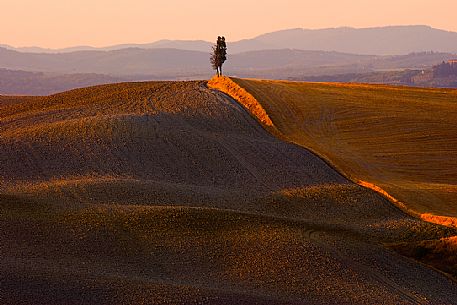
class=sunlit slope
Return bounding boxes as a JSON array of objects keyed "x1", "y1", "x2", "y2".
[
  {"x1": 232, "y1": 78, "x2": 457, "y2": 217},
  {"x1": 2, "y1": 81, "x2": 457, "y2": 304}
]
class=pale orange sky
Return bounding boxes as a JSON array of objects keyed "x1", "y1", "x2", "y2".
[{"x1": 1, "y1": 0, "x2": 457, "y2": 48}]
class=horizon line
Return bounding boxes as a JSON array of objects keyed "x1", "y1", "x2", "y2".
[{"x1": 1, "y1": 24, "x2": 451, "y2": 51}]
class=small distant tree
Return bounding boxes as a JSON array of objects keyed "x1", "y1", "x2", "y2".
[
  {"x1": 210, "y1": 36, "x2": 227, "y2": 76},
  {"x1": 433, "y1": 61, "x2": 457, "y2": 77}
]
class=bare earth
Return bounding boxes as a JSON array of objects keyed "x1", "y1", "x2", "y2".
[
  {"x1": 1, "y1": 81, "x2": 457, "y2": 304},
  {"x1": 230, "y1": 78, "x2": 457, "y2": 219}
]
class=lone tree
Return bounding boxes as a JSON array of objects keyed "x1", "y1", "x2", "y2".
[{"x1": 210, "y1": 36, "x2": 227, "y2": 76}]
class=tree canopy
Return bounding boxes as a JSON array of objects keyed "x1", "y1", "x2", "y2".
[
  {"x1": 433, "y1": 61, "x2": 457, "y2": 77},
  {"x1": 210, "y1": 36, "x2": 227, "y2": 76}
]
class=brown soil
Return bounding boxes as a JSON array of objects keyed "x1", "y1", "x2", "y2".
[
  {"x1": 230, "y1": 78, "x2": 457, "y2": 220},
  {"x1": 1, "y1": 80, "x2": 457, "y2": 304}
]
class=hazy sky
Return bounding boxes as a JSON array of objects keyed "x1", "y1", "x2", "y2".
[{"x1": 1, "y1": 0, "x2": 457, "y2": 48}]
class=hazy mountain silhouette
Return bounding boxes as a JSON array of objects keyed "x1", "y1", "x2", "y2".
[
  {"x1": 2, "y1": 25, "x2": 457, "y2": 95},
  {"x1": 1, "y1": 46, "x2": 455, "y2": 95},
  {"x1": 0, "y1": 40, "x2": 213, "y2": 54},
  {"x1": 0, "y1": 47, "x2": 210, "y2": 75},
  {"x1": 1, "y1": 46, "x2": 454, "y2": 76},
  {"x1": 2, "y1": 25, "x2": 457, "y2": 55},
  {"x1": 250, "y1": 25, "x2": 457, "y2": 55}
]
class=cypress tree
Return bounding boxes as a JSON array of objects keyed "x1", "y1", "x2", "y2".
[{"x1": 210, "y1": 36, "x2": 227, "y2": 76}]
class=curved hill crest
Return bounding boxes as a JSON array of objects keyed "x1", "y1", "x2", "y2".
[{"x1": 1, "y1": 80, "x2": 457, "y2": 304}]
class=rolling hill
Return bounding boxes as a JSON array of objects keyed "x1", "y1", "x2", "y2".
[
  {"x1": 1, "y1": 46, "x2": 456, "y2": 96},
  {"x1": 2, "y1": 80, "x2": 457, "y2": 304},
  {"x1": 0, "y1": 47, "x2": 373, "y2": 76},
  {"x1": 0, "y1": 68, "x2": 123, "y2": 95},
  {"x1": 0, "y1": 47, "x2": 211, "y2": 76},
  {"x1": 1, "y1": 46, "x2": 455, "y2": 76},
  {"x1": 225, "y1": 78, "x2": 457, "y2": 221}
]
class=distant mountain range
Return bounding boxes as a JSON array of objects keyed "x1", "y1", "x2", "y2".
[
  {"x1": 1, "y1": 25, "x2": 457, "y2": 95},
  {"x1": 0, "y1": 49, "x2": 455, "y2": 95},
  {"x1": 0, "y1": 46, "x2": 455, "y2": 77},
  {"x1": 0, "y1": 40, "x2": 214, "y2": 54},
  {"x1": 2, "y1": 25, "x2": 457, "y2": 55}
]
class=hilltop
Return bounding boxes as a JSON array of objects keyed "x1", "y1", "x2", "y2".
[{"x1": 1, "y1": 80, "x2": 457, "y2": 304}]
